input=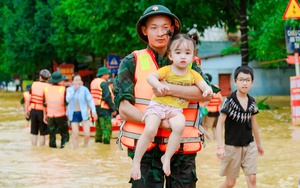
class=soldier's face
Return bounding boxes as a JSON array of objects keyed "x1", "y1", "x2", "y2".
[{"x1": 142, "y1": 15, "x2": 173, "y2": 51}]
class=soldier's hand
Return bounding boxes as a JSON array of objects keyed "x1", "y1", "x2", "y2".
[{"x1": 43, "y1": 117, "x2": 48, "y2": 124}]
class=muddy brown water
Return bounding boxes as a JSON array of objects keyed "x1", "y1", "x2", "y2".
[{"x1": 0, "y1": 92, "x2": 299, "y2": 188}]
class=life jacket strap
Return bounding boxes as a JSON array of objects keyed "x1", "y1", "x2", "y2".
[
  {"x1": 178, "y1": 143, "x2": 184, "y2": 154},
  {"x1": 135, "y1": 98, "x2": 150, "y2": 105},
  {"x1": 117, "y1": 120, "x2": 126, "y2": 150},
  {"x1": 121, "y1": 131, "x2": 202, "y2": 144}
]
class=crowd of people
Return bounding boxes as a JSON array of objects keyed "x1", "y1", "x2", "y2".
[
  {"x1": 17, "y1": 4, "x2": 264, "y2": 188},
  {"x1": 22, "y1": 68, "x2": 117, "y2": 149}
]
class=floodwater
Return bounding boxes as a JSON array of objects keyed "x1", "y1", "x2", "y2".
[{"x1": 0, "y1": 92, "x2": 299, "y2": 188}]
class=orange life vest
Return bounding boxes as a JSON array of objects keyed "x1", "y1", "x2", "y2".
[
  {"x1": 23, "y1": 91, "x2": 31, "y2": 111},
  {"x1": 90, "y1": 78, "x2": 113, "y2": 109},
  {"x1": 207, "y1": 88, "x2": 222, "y2": 113},
  {"x1": 30, "y1": 81, "x2": 49, "y2": 110},
  {"x1": 44, "y1": 85, "x2": 66, "y2": 118},
  {"x1": 119, "y1": 49, "x2": 203, "y2": 154}
]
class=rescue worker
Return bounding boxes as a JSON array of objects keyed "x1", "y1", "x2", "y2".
[
  {"x1": 19, "y1": 84, "x2": 32, "y2": 127},
  {"x1": 25, "y1": 69, "x2": 51, "y2": 146},
  {"x1": 202, "y1": 73, "x2": 223, "y2": 141},
  {"x1": 90, "y1": 67, "x2": 117, "y2": 144},
  {"x1": 113, "y1": 5, "x2": 215, "y2": 187},
  {"x1": 43, "y1": 71, "x2": 69, "y2": 149}
]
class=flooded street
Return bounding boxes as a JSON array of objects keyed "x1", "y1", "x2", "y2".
[{"x1": 0, "y1": 92, "x2": 299, "y2": 188}]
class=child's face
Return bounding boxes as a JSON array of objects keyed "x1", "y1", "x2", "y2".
[
  {"x1": 168, "y1": 40, "x2": 194, "y2": 69},
  {"x1": 234, "y1": 72, "x2": 253, "y2": 94},
  {"x1": 142, "y1": 15, "x2": 173, "y2": 51}
]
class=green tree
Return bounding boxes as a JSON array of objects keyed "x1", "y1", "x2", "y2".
[
  {"x1": 1, "y1": 0, "x2": 56, "y2": 76},
  {"x1": 248, "y1": 0, "x2": 288, "y2": 68},
  {"x1": 0, "y1": 0, "x2": 296, "y2": 76}
]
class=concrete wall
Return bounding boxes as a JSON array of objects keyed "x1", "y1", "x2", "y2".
[{"x1": 201, "y1": 54, "x2": 295, "y2": 96}]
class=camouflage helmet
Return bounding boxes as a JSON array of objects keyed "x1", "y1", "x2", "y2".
[
  {"x1": 39, "y1": 69, "x2": 51, "y2": 79},
  {"x1": 136, "y1": 5, "x2": 181, "y2": 43}
]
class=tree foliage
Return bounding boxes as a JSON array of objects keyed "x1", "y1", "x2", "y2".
[{"x1": 0, "y1": 0, "x2": 296, "y2": 76}]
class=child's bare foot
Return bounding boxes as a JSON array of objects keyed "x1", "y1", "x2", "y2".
[
  {"x1": 161, "y1": 155, "x2": 171, "y2": 176},
  {"x1": 130, "y1": 163, "x2": 141, "y2": 180}
]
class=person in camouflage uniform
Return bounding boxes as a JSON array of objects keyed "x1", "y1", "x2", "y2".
[
  {"x1": 91, "y1": 67, "x2": 117, "y2": 144},
  {"x1": 113, "y1": 4, "x2": 215, "y2": 188}
]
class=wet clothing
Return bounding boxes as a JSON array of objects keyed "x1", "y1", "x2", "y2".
[
  {"x1": 221, "y1": 90, "x2": 259, "y2": 146},
  {"x1": 29, "y1": 81, "x2": 49, "y2": 135},
  {"x1": 30, "y1": 81, "x2": 49, "y2": 110},
  {"x1": 47, "y1": 116, "x2": 69, "y2": 148},
  {"x1": 70, "y1": 111, "x2": 83, "y2": 123},
  {"x1": 114, "y1": 46, "x2": 204, "y2": 187},
  {"x1": 93, "y1": 80, "x2": 116, "y2": 144},
  {"x1": 66, "y1": 85, "x2": 96, "y2": 122},
  {"x1": 128, "y1": 146, "x2": 197, "y2": 188},
  {"x1": 30, "y1": 109, "x2": 48, "y2": 135},
  {"x1": 43, "y1": 84, "x2": 69, "y2": 148},
  {"x1": 95, "y1": 115, "x2": 112, "y2": 144}
]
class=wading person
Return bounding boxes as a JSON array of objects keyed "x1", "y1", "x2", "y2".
[
  {"x1": 114, "y1": 5, "x2": 214, "y2": 187},
  {"x1": 66, "y1": 73, "x2": 97, "y2": 149},
  {"x1": 43, "y1": 71, "x2": 69, "y2": 149},
  {"x1": 25, "y1": 69, "x2": 51, "y2": 146},
  {"x1": 215, "y1": 66, "x2": 264, "y2": 188},
  {"x1": 90, "y1": 67, "x2": 117, "y2": 144},
  {"x1": 19, "y1": 84, "x2": 32, "y2": 127}
]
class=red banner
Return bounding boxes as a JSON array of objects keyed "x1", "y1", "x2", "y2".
[
  {"x1": 290, "y1": 76, "x2": 300, "y2": 125},
  {"x1": 59, "y1": 64, "x2": 74, "y2": 80}
]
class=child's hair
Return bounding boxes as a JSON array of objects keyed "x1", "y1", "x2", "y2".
[
  {"x1": 72, "y1": 72, "x2": 80, "y2": 81},
  {"x1": 167, "y1": 33, "x2": 197, "y2": 56},
  {"x1": 234, "y1": 66, "x2": 254, "y2": 81},
  {"x1": 188, "y1": 32, "x2": 200, "y2": 45},
  {"x1": 187, "y1": 28, "x2": 200, "y2": 45}
]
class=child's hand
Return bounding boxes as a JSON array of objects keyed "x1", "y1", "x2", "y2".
[
  {"x1": 156, "y1": 84, "x2": 170, "y2": 95},
  {"x1": 43, "y1": 116, "x2": 48, "y2": 124},
  {"x1": 216, "y1": 147, "x2": 225, "y2": 160},
  {"x1": 257, "y1": 144, "x2": 264, "y2": 156},
  {"x1": 202, "y1": 89, "x2": 214, "y2": 97}
]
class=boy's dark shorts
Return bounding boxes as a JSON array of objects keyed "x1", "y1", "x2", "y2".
[{"x1": 30, "y1": 109, "x2": 49, "y2": 135}]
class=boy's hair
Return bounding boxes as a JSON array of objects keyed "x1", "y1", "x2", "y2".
[
  {"x1": 234, "y1": 66, "x2": 254, "y2": 80},
  {"x1": 39, "y1": 69, "x2": 51, "y2": 80},
  {"x1": 167, "y1": 33, "x2": 197, "y2": 56}
]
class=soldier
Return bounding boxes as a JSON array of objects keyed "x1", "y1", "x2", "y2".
[
  {"x1": 114, "y1": 5, "x2": 213, "y2": 188},
  {"x1": 90, "y1": 67, "x2": 117, "y2": 144},
  {"x1": 43, "y1": 71, "x2": 69, "y2": 148}
]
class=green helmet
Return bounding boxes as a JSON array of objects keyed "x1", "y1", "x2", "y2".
[{"x1": 136, "y1": 5, "x2": 181, "y2": 43}]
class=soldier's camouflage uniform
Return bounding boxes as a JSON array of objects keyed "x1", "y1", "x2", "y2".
[{"x1": 94, "y1": 81, "x2": 117, "y2": 144}]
